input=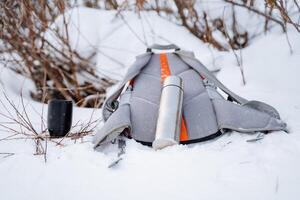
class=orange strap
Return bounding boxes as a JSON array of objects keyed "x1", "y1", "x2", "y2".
[
  {"x1": 160, "y1": 54, "x2": 171, "y2": 82},
  {"x1": 159, "y1": 53, "x2": 189, "y2": 141},
  {"x1": 180, "y1": 118, "x2": 188, "y2": 141}
]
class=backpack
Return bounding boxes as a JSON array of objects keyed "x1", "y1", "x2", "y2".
[{"x1": 93, "y1": 44, "x2": 287, "y2": 148}]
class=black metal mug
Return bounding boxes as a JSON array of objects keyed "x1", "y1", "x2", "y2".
[{"x1": 47, "y1": 99, "x2": 73, "y2": 137}]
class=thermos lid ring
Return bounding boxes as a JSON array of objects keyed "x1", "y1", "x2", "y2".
[{"x1": 163, "y1": 76, "x2": 183, "y2": 88}]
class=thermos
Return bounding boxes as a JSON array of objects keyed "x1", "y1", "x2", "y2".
[
  {"x1": 47, "y1": 99, "x2": 73, "y2": 137},
  {"x1": 153, "y1": 76, "x2": 184, "y2": 150}
]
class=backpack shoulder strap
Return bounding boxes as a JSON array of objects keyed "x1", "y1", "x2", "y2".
[
  {"x1": 176, "y1": 51, "x2": 248, "y2": 105},
  {"x1": 103, "y1": 52, "x2": 152, "y2": 121}
]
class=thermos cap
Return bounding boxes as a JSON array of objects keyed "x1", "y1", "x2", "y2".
[{"x1": 163, "y1": 76, "x2": 183, "y2": 89}]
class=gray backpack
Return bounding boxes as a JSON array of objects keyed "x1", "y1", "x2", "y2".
[{"x1": 93, "y1": 44, "x2": 287, "y2": 148}]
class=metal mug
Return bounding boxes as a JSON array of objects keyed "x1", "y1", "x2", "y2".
[{"x1": 47, "y1": 99, "x2": 73, "y2": 137}]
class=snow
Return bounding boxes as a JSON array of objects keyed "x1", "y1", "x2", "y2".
[
  {"x1": 48, "y1": 7, "x2": 220, "y2": 80},
  {"x1": 1, "y1": 7, "x2": 300, "y2": 200}
]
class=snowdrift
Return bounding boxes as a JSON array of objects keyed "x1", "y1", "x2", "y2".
[{"x1": 1, "y1": 7, "x2": 300, "y2": 200}]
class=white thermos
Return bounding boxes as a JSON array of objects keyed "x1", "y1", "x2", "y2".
[{"x1": 153, "y1": 76, "x2": 184, "y2": 150}]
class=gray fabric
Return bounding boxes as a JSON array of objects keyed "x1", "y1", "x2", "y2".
[
  {"x1": 176, "y1": 51, "x2": 248, "y2": 104},
  {"x1": 212, "y1": 99, "x2": 286, "y2": 132},
  {"x1": 243, "y1": 100, "x2": 281, "y2": 119},
  {"x1": 131, "y1": 55, "x2": 162, "y2": 104},
  {"x1": 94, "y1": 46, "x2": 287, "y2": 148},
  {"x1": 93, "y1": 90, "x2": 132, "y2": 147},
  {"x1": 93, "y1": 103, "x2": 131, "y2": 147},
  {"x1": 179, "y1": 69, "x2": 206, "y2": 103},
  {"x1": 167, "y1": 53, "x2": 190, "y2": 75},
  {"x1": 183, "y1": 92, "x2": 219, "y2": 140},
  {"x1": 103, "y1": 52, "x2": 152, "y2": 121},
  {"x1": 130, "y1": 96, "x2": 159, "y2": 142}
]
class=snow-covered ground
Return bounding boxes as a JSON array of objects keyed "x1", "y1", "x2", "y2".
[{"x1": 1, "y1": 7, "x2": 300, "y2": 200}]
